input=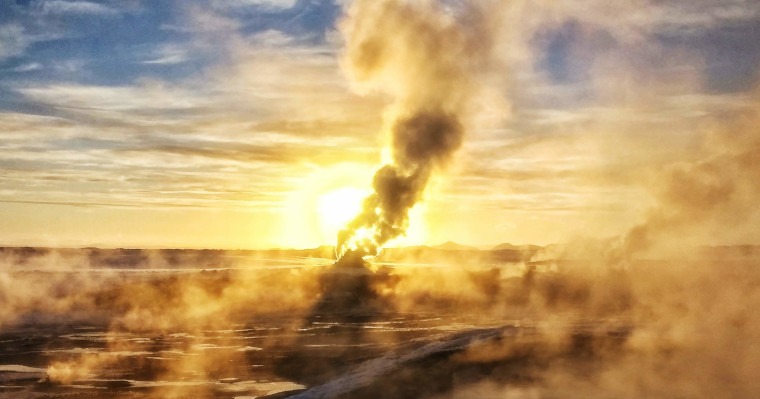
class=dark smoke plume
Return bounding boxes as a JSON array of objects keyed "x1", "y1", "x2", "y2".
[{"x1": 336, "y1": 0, "x2": 500, "y2": 258}]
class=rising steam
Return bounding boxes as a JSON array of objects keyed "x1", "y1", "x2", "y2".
[{"x1": 336, "y1": 0, "x2": 499, "y2": 258}]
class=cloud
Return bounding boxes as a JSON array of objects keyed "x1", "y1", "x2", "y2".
[
  {"x1": 515, "y1": 0, "x2": 760, "y2": 45},
  {"x1": 0, "y1": 28, "x2": 386, "y2": 215},
  {"x1": 2, "y1": 0, "x2": 759, "y2": 248},
  {"x1": 0, "y1": 23, "x2": 32, "y2": 61},
  {"x1": 17, "y1": 83, "x2": 212, "y2": 113},
  {"x1": 162, "y1": 5, "x2": 242, "y2": 34},
  {"x1": 37, "y1": 0, "x2": 119, "y2": 15},
  {"x1": 209, "y1": 0, "x2": 299, "y2": 10},
  {"x1": 427, "y1": 0, "x2": 760, "y2": 245},
  {"x1": 141, "y1": 44, "x2": 189, "y2": 65},
  {"x1": 10, "y1": 61, "x2": 42, "y2": 72}
]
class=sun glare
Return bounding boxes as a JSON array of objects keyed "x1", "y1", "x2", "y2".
[{"x1": 317, "y1": 187, "x2": 367, "y2": 241}]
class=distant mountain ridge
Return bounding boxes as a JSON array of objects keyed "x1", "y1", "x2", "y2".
[
  {"x1": 491, "y1": 242, "x2": 543, "y2": 252},
  {"x1": 2, "y1": 243, "x2": 758, "y2": 269},
  {"x1": 0, "y1": 243, "x2": 540, "y2": 269},
  {"x1": 433, "y1": 241, "x2": 479, "y2": 251}
]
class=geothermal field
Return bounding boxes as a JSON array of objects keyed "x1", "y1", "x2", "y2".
[
  {"x1": 2, "y1": 0, "x2": 760, "y2": 397},
  {"x1": 1, "y1": 244, "x2": 760, "y2": 398}
]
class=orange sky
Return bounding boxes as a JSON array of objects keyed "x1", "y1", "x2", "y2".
[{"x1": 1, "y1": 0, "x2": 759, "y2": 249}]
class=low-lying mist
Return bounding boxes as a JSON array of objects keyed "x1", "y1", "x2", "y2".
[{"x1": 2, "y1": 233, "x2": 759, "y2": 398}]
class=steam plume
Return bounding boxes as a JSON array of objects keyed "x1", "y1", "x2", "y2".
[
  {"x1": 336, "y1": 0, "x2": 500, "y2": 258},
  {"x1": 609, "y1": 98, "x2": 760, "y2": 262}
]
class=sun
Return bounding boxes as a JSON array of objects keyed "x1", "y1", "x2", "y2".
[
  {"x1": 317, "y1": 187, "x2": 367, "y2": 241},
  {"x1": 280, "y1": 162, "x2": 431, "y2": 249}
]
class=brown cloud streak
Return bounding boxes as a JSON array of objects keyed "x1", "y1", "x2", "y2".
[{"x1": 337, "y1": 0, "x2": 500, "y2": 258}]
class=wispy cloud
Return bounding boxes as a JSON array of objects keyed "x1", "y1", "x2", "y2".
[
  {"x1": 37, "y1": 0, "x2": 120, "y2": 16},
  {"x1": 0, "y1": 23, "x2": 32, "y2": 61},
  {"x1": 0, "y1": 27, "x2": 385, "y2": 215},
  {"x1": 209, "y1": 0, "x2": 299, "y2": 10},
  {"x1": 141, "y1": 44, "x2": 189, "y2": 65}
]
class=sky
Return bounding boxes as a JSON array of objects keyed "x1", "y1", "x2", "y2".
[{"x1": 1, "y1": 0, "x2": 759, "y2": 249}]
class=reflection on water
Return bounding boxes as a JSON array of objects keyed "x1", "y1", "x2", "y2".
[
  {"x1": 1, "y1": 254, "x2": 532, "y2": 398},
  {"x1": 0, "y1": 312, "x2": 512, "y2": 398}
]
